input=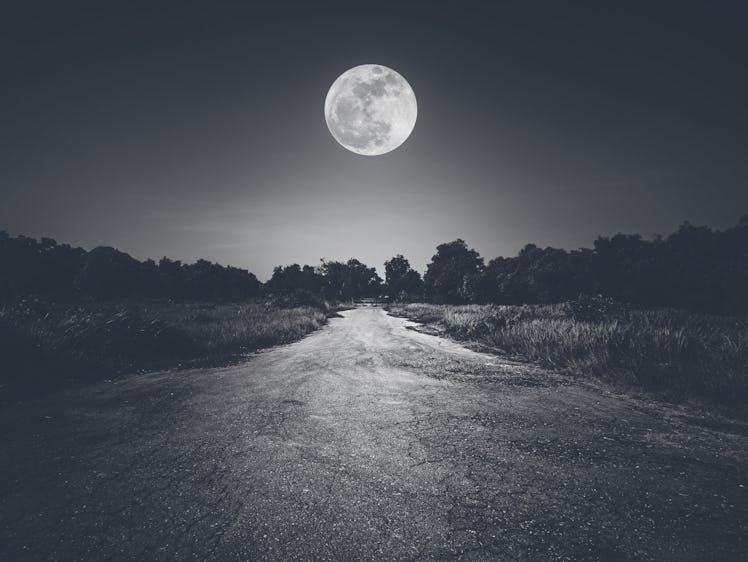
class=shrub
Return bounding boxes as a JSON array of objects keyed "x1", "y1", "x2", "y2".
[
  {"x1": 388, "y1": 302, "x2": 748, "y2": 402},
  {"x1": 0, "y1": 298, "x2": 327, "y2": 397}
]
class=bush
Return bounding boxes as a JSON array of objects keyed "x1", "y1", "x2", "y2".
[
  {"x1": 0, "y1": 298, "x2": 327, "y2": 398},
  {"x1": 567, "y1": 294, "x2": 627, "y2": 322},
  {"x1": 388, "y1": 302, "x2": 748, "y2": 402}
]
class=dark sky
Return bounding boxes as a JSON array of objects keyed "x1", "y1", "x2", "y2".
[{"x1": 2, "y1": 2, "x2": 747, "y2": 279}]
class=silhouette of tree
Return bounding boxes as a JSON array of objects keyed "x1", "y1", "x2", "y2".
[
  {"x1": 0, "y1": 232, "x2": 261, "y2": 302},
  {"x1": 424, "y1": 240, "x2": 484, "y2": 304},
  {"x1": 3, "y1": 212, "x2": 748, "y2": 313},
  {"x1": 75, "y1": 246, "x2": 144, "y2": 298},
  {"x1": 384, "y1": 255, "x2": 423, "y2": 301},
  {"x1": 266, "y1": 264, "x2": 324, "y2": 295},
  {"x1": 319, "y1": 259, "x2": 382, "y2": 300}
]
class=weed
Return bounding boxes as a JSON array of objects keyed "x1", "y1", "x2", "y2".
[
  {"x1": 0, "y1": 298, "x2": 327, "y2": 397},
  {"x1": 389, "y1": 303, "x2": 748, "y2": 402}
]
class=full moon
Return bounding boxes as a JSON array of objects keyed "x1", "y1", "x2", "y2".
[{"x1": 324, "y1": 64, "x2": 417, "y2": 156}]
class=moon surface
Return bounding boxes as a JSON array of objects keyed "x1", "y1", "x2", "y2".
[{"x1": 324, "y1": 64, "x2": 417, "y2": 156}]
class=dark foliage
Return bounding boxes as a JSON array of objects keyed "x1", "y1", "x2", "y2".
[
  {"x1": 424, "y1": 239, "x2": 484, "y2": 304},
  {"x1": 3, "y1": 213, "x2": 747, "y2": 314},
  {"x1": 389, "y1": 302, "x2": 748, "y2": 405},
  {"x1": 265, "y1": 259, "x2": 382, "y2": 302},
  {"x1": 384, "y1": 254, "x2": 423, "y2": 301},
  {"x1": 0, "y1": 298, "x2": 327, "y2": 397},
  {"x1": 568, "y1": 294, "x2": 628, "y2": 322},
  {"x1": 319, "y1": 259, "x2": 382, "y2": 300},
  {"x1": 429, "y1": 216, "x2": 748, "y2": 314},
  {"x1": 265, "y1": 264, "x2": 324, "y2": 295},
  {"x1": 0, "y1": 232, "x2": 261, "y2": 302}
]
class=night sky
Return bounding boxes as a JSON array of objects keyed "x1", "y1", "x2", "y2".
[{"x1": 2, "y1": 2, "x2": 747, "y2": 279}]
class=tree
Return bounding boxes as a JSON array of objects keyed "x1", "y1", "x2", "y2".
[
  {"x1": 266, "y1": 264, "x2": 324, "y2": 295},
  {"x1": 424, "y1": 240, "x2": 484, "y2": 304},
  {"x1": 320, "y1": 259, "x2": 382, "y2": 300},
  {"x1": 384, "y1": 254, "x2": 423, "y2": 301},
  {"x1": 75, "y1": 246, "x2": 144, "y2": 298}
]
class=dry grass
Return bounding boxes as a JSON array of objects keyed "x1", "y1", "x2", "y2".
[
  {"x1": 0, "y1": 298, "x2": 327, "y2": 396},
  {"x1": 389, "y1": 302, "x2": 748, "y2": 401}
]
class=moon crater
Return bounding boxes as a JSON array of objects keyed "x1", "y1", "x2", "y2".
[{"x1": 325, "y1": 64, "x2": 417, "y2": 156}]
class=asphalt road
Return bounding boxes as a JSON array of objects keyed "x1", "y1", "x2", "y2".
[{"x1": 1, "y1": 306, "x2": 747, "y2": 561}]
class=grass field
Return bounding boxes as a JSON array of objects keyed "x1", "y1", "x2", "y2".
[
  {"x1": 388, "y1": 301, "x2": 748, "y2": 404},
  {"x1": 0, "y1": 298, "x2": 329, "y2": 397}
]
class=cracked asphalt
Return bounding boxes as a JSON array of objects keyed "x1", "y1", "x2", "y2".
[{"x1": 1, "y1": 306, "x2": 747, "y2": 560}]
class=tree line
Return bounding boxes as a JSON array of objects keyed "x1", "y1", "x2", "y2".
[
  {"x1": 0, "y1": 233, "x2": 261, "y2": 301},
  {"x1": 2, "y1": 215, "x2": 747, "y2": 313},
  {"x1": 420, "y1": 216, "x2": 748, "y2": 314}
]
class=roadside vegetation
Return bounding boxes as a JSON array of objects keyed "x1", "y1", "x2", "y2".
[
  {"x1": 2, "y1": 215, "x2": 747, "y2": 402},
  {"x1": 0, "y1": 230, "x2": 374, "y2": 398},
  {"x1": 0, "y1": 298, "x2": 329, "y2": 398},
  {"x1": 388, "y1": 299, "x2": 748, "y2": 405}
]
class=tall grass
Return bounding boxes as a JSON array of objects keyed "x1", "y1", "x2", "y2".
[
  {"x1": 0, "y1": 298, "x2": 327, "y2": 396},
  {"x1": 389, "y1": 302, "x2": 748, "y2": 401}
]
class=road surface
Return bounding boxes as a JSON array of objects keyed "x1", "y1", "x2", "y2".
[{"x1": 1, "y1": 307, "x2": 747, "y2": 560}]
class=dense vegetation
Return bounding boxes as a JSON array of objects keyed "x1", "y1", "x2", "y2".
[
  {"x1": 0, "y1": 232, "x2": 387, "y2": 396},
  {"x1": 266, "y1": 259, "x2": 382, "y2": 301},
  {"x1": 4, "y1": 216, "x2": 746, "y2": 314},
  {"x1": 421, "y1": 217, "x2": 748, "y2": 314},
  {"x1": 0, "y1": 299, "x2": 327, "y2": 397},
  {"x1": 264, "y1": 217, "x2": 748, "y2": 316},
  {"x1": 0, "y1": 231, "x2": 388, "y2": 303},
  {"x1": 1, "y1": 215, "x2": 746, "y2": 400},
  {"x1": 0, "y1": 232, "x2": 262, "y2": 301},
  {"x1": 388, "y1": 301, "x2": 748, "y2": 404}
]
